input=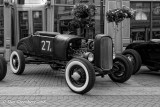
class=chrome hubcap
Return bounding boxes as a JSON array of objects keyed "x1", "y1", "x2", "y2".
[
  {"x1": 71, "y1": 72, "x2": 81, "y2": 81},
  {"x1": 13, "y1": 59, "x2": 17, "y2": 66},
  {"x1": 12, "y1": 55, "x2": 18, "y2": 69},
  {"x1": 127, "y1": 56, "x2": 132, "y2": 62},
  {"x1": 70, "y1": 66, "x2": 86, "y2": 87},
  {"x1": 126, "y1": 54, "x2": 135, "y2": 66}
]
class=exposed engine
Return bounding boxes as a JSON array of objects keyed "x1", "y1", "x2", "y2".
[{"x1": 68, "y1": 39, "x2": 94, "y2": 58}]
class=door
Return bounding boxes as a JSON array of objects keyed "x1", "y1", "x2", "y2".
[
  {"x1": 32, "y1": 11, "x2": 43, "y2": 33},
  {"x1": 18, "y1": 11, "x2": 30, "y2": 39},
  {"x1": 17, "y1": 7, "x2": 45, "y2": 40},
  {"x1": 0, "y1": 6, "x2": 4, "y2": 47}
]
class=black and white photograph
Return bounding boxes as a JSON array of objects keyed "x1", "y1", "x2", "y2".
[{"x1": 0, "y1": 0, "x2": 160, "y2": 106}]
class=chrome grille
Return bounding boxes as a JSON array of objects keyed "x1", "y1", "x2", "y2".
[
  {"x1": 94, "y1": 34, "x2": 113, "y2": 70},
  {"x1": 100, "y1": 37, "x2": 113, "y2": 70}
]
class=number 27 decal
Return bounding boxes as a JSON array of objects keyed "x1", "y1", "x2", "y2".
[{"x1": 41, "y1": 40, "x2": 51, "y2": 52}]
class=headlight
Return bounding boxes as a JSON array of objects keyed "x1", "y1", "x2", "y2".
[
  {"x1": 113, "y1": 47, "x2": 116, "y2": 59},
  {"x1": 88, "y1": 52, "x2": 94, "y2": 62},
  {"x1": 83, "y1": 52, "x2": 94, "y2": 62}
]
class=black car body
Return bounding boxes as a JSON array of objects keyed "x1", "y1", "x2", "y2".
[
  {"x1": 123, "y1": 39, "x2": 160, "y2": 74},
  {"x1": 10, "y1": 31, "x2": 132, "y2": 94}
]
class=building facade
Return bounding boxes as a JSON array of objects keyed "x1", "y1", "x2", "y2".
[{"x1": 1, "y1": 0, "x2": 160, "y2": 60}]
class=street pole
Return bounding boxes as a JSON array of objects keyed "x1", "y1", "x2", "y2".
[{"x1": 100, "y1": 0, "x2": 104, "y2": 33}]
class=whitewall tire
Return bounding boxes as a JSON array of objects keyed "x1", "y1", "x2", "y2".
[
  {"x1": 65, "y1": 58, "x2": 95, "y2": 94},
  {"x1": 10, "y1": 50, "x2": 25, "y2": 75}
]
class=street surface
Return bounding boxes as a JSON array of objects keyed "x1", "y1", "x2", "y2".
[{"x1": 0, "y1": 64, "x2": 160, "y2": 106}]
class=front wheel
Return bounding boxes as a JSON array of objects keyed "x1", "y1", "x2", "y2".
[
  {"x1": 109, "y1": 54, "x2": 132, "y2": 83},
  {"x1": 65, "y1": 58, "x2": 95, "y2": 94},
  {"x1": 10, "y1": 50, "x2": 25, "y2": 75}
]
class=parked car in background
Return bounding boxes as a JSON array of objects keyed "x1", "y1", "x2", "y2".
[
  {"x1": 122, "y1": 39, "x2": 160, "y2": 74},
  {"x1": 10, "y1": 31, "x2": 133, "y2": 94}
]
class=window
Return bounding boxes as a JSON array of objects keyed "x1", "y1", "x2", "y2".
[
  {"x1": 130, "y1": 2, "x2": 160, "y2": 42},
  {"x1": 130, "y1": 2, "x2": 150, "y2": 42},
  {"x1": 11, "y1": 8, "x2": 15, "y2": 46},
  {"x1": 54, "y1": 6, "x2": 73, "y2": 34},
  {"x1": 17, "y1": 0, "x2": 25, "y2": 4},
  {"x1": 0, "y1": 0, "x2": 3, "y2": 5},
  {"x1": 130, "y1": 2, "x2": 150, "y2": 27},
  {"x1": 152, "y1": 2, "x2": 160, "y2": 39},
  {"x1": 55, "y1": 0, "x2": 94, "y2": 4},
  {"x1": 152, "y1": 2, "x2": 160, "y2": 27},
  {"x1": 66, "y1": 0, "x2": 74, "y2": 4},
  {"x1": 0, "y1": 7, "x2": 4, "y2": 47},
  {"x1": 32, "y1": 11, "x2": 43, "y2": 33},
  {"x1": 19, "y1": 11, "x2": 29, "y2": 39},
  {"x1": 54, "y1": 0, "x2": 104, "y2": 38}
]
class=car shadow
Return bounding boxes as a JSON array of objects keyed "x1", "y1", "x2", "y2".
[{"x1": 137, "y1": 68, "x2": 160, "y2": 76}]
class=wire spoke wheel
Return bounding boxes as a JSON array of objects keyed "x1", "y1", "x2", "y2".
[
  {"x1": 70, "y1": 66, "x2": 86, "y2": 87},
  {"x1": 109, "y1": 54, "x2": 132, "y2": 83},
  {"x1": 65, "y1": 58, "x2": 95, "y2": 94},
  {"x1": 122, "y1": 49, "x2": 142, "y2": 74},
  {"x1": 125, "y1": 54, "x2": 135, "y2": 67},
  {"x1": 112, "y1": 61, "x2": 125, "y2": 78}
]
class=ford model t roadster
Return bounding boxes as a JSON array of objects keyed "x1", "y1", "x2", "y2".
[{"x1": 10, "y1": 31, "x2": 132, "y2": 94}]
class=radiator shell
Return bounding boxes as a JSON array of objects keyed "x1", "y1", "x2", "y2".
[{"x1": 94, "y1": 34, "x2": 113, "y2": 70}]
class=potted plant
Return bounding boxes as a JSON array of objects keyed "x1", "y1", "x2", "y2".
[{"x1": 68, "y1": 3, "x2": 96, "y2": 39}]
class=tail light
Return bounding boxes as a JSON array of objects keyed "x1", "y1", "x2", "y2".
[{"x1": 94, "y1": 34, "x2": 113, "y2": 70}]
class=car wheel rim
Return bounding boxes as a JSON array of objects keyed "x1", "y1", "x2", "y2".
[
  {"x1": 113, "y1": 61, "x2": 125, "y2": 77},
  {"x1": 125, "y1": 54, "x2": 135, "y2": 66},
  {"x1": 69, "y1": 65, "x2": 86, "y2": 87},
  {"x1": 12, "y1": 55, "x2": 19, "y2": 70}
]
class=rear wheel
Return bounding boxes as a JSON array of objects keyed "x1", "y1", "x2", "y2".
[
  {"x1": 50, "y1": 63, "x2": 59, "y2": 70},
  {"x1": 109, "y1": 54, "x2": 132, "y2": 83},
  {"x1": 0, "y1": 56, "x2": 7, "y2": 81},
  {"x1": 10, "y1": 50, "x2": 25, "y2": 75},
  {"x1": 122, "y1": 49, "x2": 142, "y2": 74},
  {"x1": 65, "y1": 58, "x2": 95, "y2": 94}
]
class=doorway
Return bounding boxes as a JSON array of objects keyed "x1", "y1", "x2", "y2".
[
  {"x1": 17, "y1": 6, "x2": 45, "y2": 40},
  {"x1": 0, "y1": 6, "x2": 4, "y2": 47}
]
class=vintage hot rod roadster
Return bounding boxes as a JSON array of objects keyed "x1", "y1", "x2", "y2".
[
  {"x1": 122, "y1": 39, "x2": 160, "y2": 74},
  {"x1": 10, "y1": 31, "x2": 132, "y2": 94}
]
